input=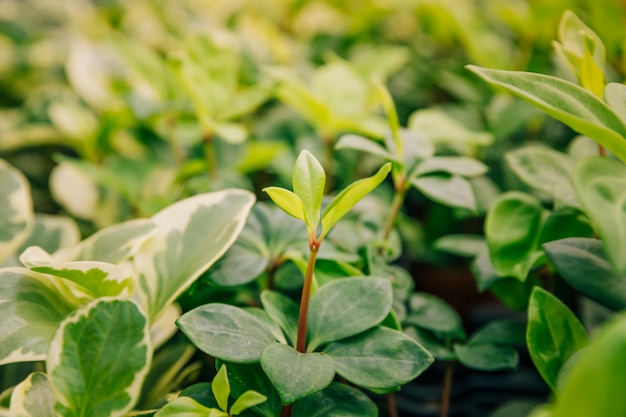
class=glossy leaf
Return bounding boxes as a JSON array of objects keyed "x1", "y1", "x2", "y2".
[
  {"x1": 9, "y1": 372, "x2": 54, "y2": 417},
  {"x1": 405, "y1": 292, "x2": 465, "y2": 338},
  {"x1": 414, "y1": 156, "x2": 488, "y2": 177},
  {"x1": 553, "y1": 313, "x2": 626, "y2": 417},
  {"x1": 573, "y1": 156, "x2": 626, "y2": 274},
  {"x1": 527, "y1": 287, "x2": 588, "y2": 392},
  {"x1": 134, "y1": 190, "x2": 255, "y2": 320},
  {"x1": 403, "y1": 327, "x2": 456, "y2": 361},
  {"x1": 320, "y1": 163, "x2": 391, "y2": 239},
  {"x1": 212, "y1": 365, "x2": 230, "y2": 411},
  {"x1": 177, "y1": 304, "x2": 276, "y2": 363},
  {"x1": 261, "y1": 291, "x2": 299, "y2": 346},
  {"x1": 292, "y1": 382, "x2": 377, "y2": 417},
  {"x1": 223, "y1": 362, "x2": 282, "y2": 417},
  {"x1": 260, "y1": 344, "x2": 335, "y2": 405},
  {"x1": 411, "y1": 174, "x2": 476, "y2": 211},
  {"x1": 154, "y1": 396, "x2": 216, "y2": 417},
  {"x1": 0, "y1": 267, "x2": 74, "y2": 365},
  {"x1": 307, "y1": 277, "x2": 392, "y2": 351},
  {"x1": 544, "y1": 238, "x2": 626, "y2": 311},
  {"x1": 324, "y1": 326, "x2": 434, "y2": 390},
  {"x1": 0, "y1": 159, "x2": 33, "y2": 265},
  {"x1": 468, "y1": 319, "x2": 527, "y2": 346},
  {"x1": 47, "y1": 298, "x2": 152, "y2": 417},
  {"x1": 454, "y1": 344, "x2": 518, "y2": 371},
  {"x1": 261, "y1": 188, "x2": 305, "y2": 222},
  {"x1": 466, "y1": 66, "x2": 626, "y2": 162},
  {"x1": 230, "y1": 390, "x2": 267, "y2": 415},
  {"x1": 485, "y1": 191, "x2": 545, "y2": 280},
  {"x1": 292, "y1": 150, "x2": 325, "y2": 232}
]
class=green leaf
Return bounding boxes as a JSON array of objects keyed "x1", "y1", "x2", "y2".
[
  {"x1": 537, "y1": 209, "x2": 595, "y2": 245},
  {"x1": 260, "y1": 344, "x2": 335, "y2": 405},
  {"x1": 405, "y1": 292, "x2": 465, "y2": 339},
  {"x1": 433, "y1": 234, "x2": 486, "y2": 258},
  {"x1": 31, "y1": 262, "x2": 132, "y2": 300},
  {"x1": 468, "y1": 319, "x2": 527, "y2": 346},
  {"x1": 527, "y1": 287, "x2": 588, "y2": 392},
  {"x1": 485, "y1": 191, "x2": 545, "y2": 280},
  {"x1": 292, "y1": 382, "x2": 377, "y2": 417},
  {"x1": 0, "y1": 159, "x2": 33, "y2": 265},
  {"x1": 320, "y1": 163, "x2": 391, "y2": 239},
  {"x1": 0, "y1": 267, "x2": 74, "y2": 365},
  {"x1": 454, "y1": 344, "x2": 518, "y2": 371},
  {"x1": 414, "y1": 156, "x2": 488, "y2": 177},
  {"x1": 9, "y1": 372, "x2": 54, "y2": 417},
  {"x1": 212, "y1": 365, "x2": 230, "y2": 411},
  {"x1": 312, "y1": 61, "x2": 369, "y2": 118},
  {"x1": 573, "y1": 156, "x2": 626, "y2": 274},
  {"x1": 324, "y1": 326, "x2": 434, "y2": 390},
  {"x1": 543, "y1": 238, "x2": 626, "y2": 311},
  {"x1": 335, "y1": 134, "x2": 397, "y2": 162},
  {"x1": 307, "y1": 277, "x2": 392, "y2": 351},
  {"x1": 466, "y1": 66, "x2": 626, "y2": 162},
  {"x1": 17, "y1": 214, "x2": 80, "y2": 259},
  {"x1": 177, "y1": 304, "x2": 276, "y2": 363},
  {"x1": 553, "y1": 313, "x2": 626, "y2": 417},
  {"x1": 229, "y1": 390, "x2": 267, "y2": 415},
  {"x1": 411, "y1": 174, "x2": 477, "y2": 211},
  {"x1": 135, "y1": 189, "x2": 255, "y2": 321},
  {"x1": 47, "y1": 298, "x2": 152, "y2": 417},
  {"x1": 222, "y1": 362, "x2": 282, "y2": 417},
  {"x1": 154, "y1": 396, "x2": 217, "y2": 417},
  {"x1": 261, "y1": 291, "x2": 299, "y2": 346},
  {"x1": 292, "y1": 150, "x2": 325, "y2": 232},
  {"x1": 262, "y1": 187, "x2": 305, "y2": 221},
  {"x1": 403, "y1": 327, "x2": 456, "y2": 361},
  {"x1": 605, "y1": 82, "x2": 626, "y2": 125}
]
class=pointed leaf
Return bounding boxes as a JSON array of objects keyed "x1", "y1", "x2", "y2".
[
  {"x1": 212, "y1": 365, "x2": 230, "y2": 411},
  {"x1": 154, "y1": 396, "x2": 216, "y2": 417},
  {"x1": 47, "y1": 298, "x2": 152, "y2": 417},
  {"x1": 230, "y1": 390, "x2": 267, "y2": 415},
  {"x1": 320, "y1": 163, "x2": 391, "y2": 238},
  {"x1": 177, "y1": 304, "x2": 276, "y2": 363},
  {"x1": 527, "y1": 287, "x2": 588, "y2": 392},
  {"x1": 222, "y1": 362, "x2": 282, "y2": 417},
  {"x1": 292, "y1": 382, "x2": 377, "y2": 417},
  {"x1": 466, "y1": 66, "x2": 626, "y2": 162},
  {"x1": 0, "y1": 267, "x2": 74, "y2": 365},
  {"x1": 0, "y1": 159, "x2": 33, "y2": 265},
  {"x1": 411, "y1": 174, "x2": 477, "y2": 211},
  {"x1": 135, "y1": 190, "x2": 255, "y2": 321},
  {"x1": 261, "y1": 291, "x2": 299, "y2": 346},
  {"x1": 307, "y1": 277, "x2": 392, "y2": 351},
  {"x1": 9, "y1": 372, "x2": 54, "y2": 417},
  {"x1": 260, "y1": 344, "x2": 335, "y2": 404},
  {"x1": 324, "y1": 326, "x2": 434, "y2": 390},
  {"x1": 262, "y1": 187, "x2": 305, "y2": 221},
  {"x1": 292, "y1": 150, "x2": 325, "y2": 232}
]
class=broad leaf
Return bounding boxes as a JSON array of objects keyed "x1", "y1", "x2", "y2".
[
  {"x1": 260, "y1": 344, "x2": 335, "y2": 405},
  {"x1": 527, "y1": 287, "x2": 588, "y2": 392},
  {"x1": 17, "y1": 214, "x2": 80, "y2": 258},
  {"x1": 573, "y1": 156, "x2": 626, "y2": 274},
  {"x1": 307, "y1": 277, "x2": 392, "y2": 351},
  {"x1": 262, "y1": 187, "x2": 305, "y2": 221},
  {"x1": 454, "y1": 344, "x2": 518, "y2": 371},
  {"x1": 292, "y1": 382, "x2": 377, "y2": 417},
  {"x1": 553, "y1": 313, "x2": 626, "y2": 417},
  {"x1": 605, "y1": 82, "x2": 626, "y2": 125},
  {"x1": 411, "y1": 174, "x2": 476, "y2": 211},
  {"x1": 135, "y1": 190, "x2": 255, "y2": 320},
  {"x1": 47, "y1": 298, "x2": 152, "y2": 417},
  {"x1": 0, "y1": 267, "x2": 74, "y2": 365},
  {"x1": 414, "y1": 156, "x2": 488, "y2": 177},
  {"x1": 292, "y1": 150, "x2": 325, "y2": 232},
  {"x1": 404, "y1": 327, "x2": 455, "y2": 361},
  {"x1": 433, "y1": 234, "x2": 486, "y2": 258},
  {"x1": 177, "y1": 304, "x2": 276, "y2": 363},
  {"x1": 324, "y1": 326, "x2": 434, "y2": 390},
  {"x1": 335, "y1": 134, "x2": 397, "y2": 162},
  {"x1": 544, "y1": 238, "x2": 626, "y2": 311},
  {"x1": 261, "y1": 291, "x2": 299, "y2": 346},
  {"x1": 468, "y1": 319, "x2": 527, "y2": 346},
  {"x1": 320, "y1": 163, "x2": 391, "y2": 239},
  {"x1": 9, "y1": 372, "x2": 54, "y2": 417},
  {"x1": 0, "y1": 159, "x2": 33, "y2": 265},
  {"x1": 466, "y1": 66, "x2": 626, "y2": 162},
  {"x1": 485, "y1": 191, "x2": 545, "y2": 280},
  {"x1": 405, "y1": 292, "x2": 465, "y2": 339},
  {"x1": 312, "y1": 61, "x2": 369, "y2": 118}
]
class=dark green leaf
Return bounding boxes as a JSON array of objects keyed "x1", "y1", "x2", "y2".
[
  {"x1": 261, "y1": 291, "x2": 299, "y2": 346},
  {"x1": 292, "y1": 382, "x2": 377, "y2": 417},
  {"x1": 454, "y1": 344, "x2": 518, "y2": 371},
  {"x1": 468, "y1": 319, "x2": 527, "y2": 346},
  {"x1": 222, "y1": 362, "x2": 282, "y2": 417},
  {"x1": 404, "y1": 327, "x2": 456, "y2": 361},
  {"x1": 405, "y1": 292, "x2": 465, "y2": 339}
]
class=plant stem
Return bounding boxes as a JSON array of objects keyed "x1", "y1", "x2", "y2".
[
  {"x1": 202, "y1": 132, "x2": 218, "y2": 180},
  {"x1": 386, "y1": 392, "x2": 399, "y2": 417},
  {"x1": 280, "y1": 404, "x2": 293, "y2": 417},
  {"x1": 382, "y1": 186, "x2": 407, "y2": 244},
  {"x1": 323, "y1": 134, "x2": 335, "y2": 194},
  {"x1": 440, "y1": 361, "x2": 455, "y2": 417},
  {"x1": 296, "y1": 241, "x2": 320, "y2": 353}
]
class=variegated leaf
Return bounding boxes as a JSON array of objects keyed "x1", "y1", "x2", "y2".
[
  {"x1": 9, "y1": 372, "x2": 54, "y2": 417},
  {"x1": 0, "y1": 159, "x2": 33, "y2": 266}
]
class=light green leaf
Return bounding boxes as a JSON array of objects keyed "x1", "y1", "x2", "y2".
[
  {"x1": 49, "y1": 161, "x2": 99, "y2": 221},
  {"x1": 135, "y1": 190, "x2": 254, "y2": 321},
  {"x1": 573, "y1": 156, "x2": 626, "y2": 274},
  {"x1": 433, "y1": 234, "x2": 486, "y2": 258},
  {"x1": 605, "y1": 82, "x2": 626, "y2": 125},
  {"x1": 292, "y1": 382, "x2": 377, "y2": 417},
  {"x1": 222, "y1": 362, "x2": 282, "y2": 417},
  {"x1": 31, "y1": 262, "x2": 132, "y2": 300},
  {"x1": 307, "y1": 277, "x2": 392, "y2": 351},
  {"x1": 0, "y1": 267, "x2": 74, "y2": 365},
  {"x1": 262, "y1": 187, "x2": 305, "y2": 221},
  {"x1": 177, "y1": 304, "x2": 276, "y2": 363},
  {"x1": 212, "y1": 365, "x2": 230, "y2": 411},
  {"x1": 47, "y1": 298, "x2": 152, "y2": 417},
  {"x1": 0, "y1": 159, "x2": 33, "y2": 266},
  {"x1": 415, "y1": 156, "x2": 488, "y2": 177},
  {"x1": 527, "y1": 287, "x2": 588, "y2": 392},
  {"x1": 292, "y1": 150, "x2": 325, "y2": 232},
  {"x1": 454, "y1": 344, "x2": 518, "y2": 371},
  {"x1": 335, "y1": 134, "x2": 397, "y2": 162},
  {"x1": 405, "y1": 292, "x2": 465, "y2": 338},
  {"x1": 466, "y1": 66, "x2": 626, "y2": 162},
  {"x1": 154, "y1": 396, "x2": 217, "y2": 417},
  {"x1": 320, "y1": 163, "x2": 391, "y2": 239},
  {"x1": 485, "y1": 191, "x2": 545, "y2": 280},
  {"x1": 260, "y1": 344, "x2": 335, "y2": 405},
  {"x1": 408, "y1": 108, "x2": 494, "y2": 149},
  {"x1": 411, "y1": 174, "x2": 476, "y2": 211},
  {"x1": 553, "y1": 313, "x2": 626, "y2": 417},
  {"x1": 261, "y1": 291, "x2": 299, "y2": 346},
  {"x1": 229, "y1": 390, "x2": 267, "y2": 415},
  {"x1": 214, "y1": 122, "x2": 248, "y2": 144},
  {"x1": 312, "y1": 61, "x2": 369, "y2": 118},
  {"x1": 324, "y1": 326, "x2": 434, "y2": 390},
  {"x1": 9, "y1": 372, "x2": 54, "y2": 417}
]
